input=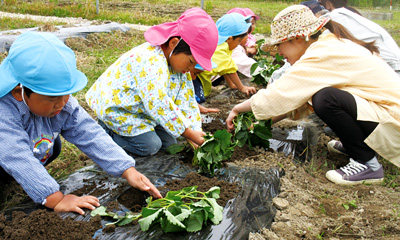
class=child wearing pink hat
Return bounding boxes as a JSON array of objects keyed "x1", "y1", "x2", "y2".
[
  {"x1": 86, "y1": 8, "x2": 218, "y2": 156},
  {"x1": 227, "y1": 7, "x2": 260, "y2": 56},
  {"x1": 227, "y1": 7, "x2": 262, "y2": 79}
]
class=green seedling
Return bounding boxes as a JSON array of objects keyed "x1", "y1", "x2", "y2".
[
  {"x1": 250, "y1": 39, "x2": 284, "y2": 87},
  {"x1": 193, "y1": 130, "x2": 236, "y2": 176},
  {"x1": 342, "y1": 200, "x2": 358, "y2": 210},
  {"x1": 91, "y1": 186, "x2": 223, "y2": 233},
  {"x1": 233, "y1": 112, "x2": 272, "y2": 149}
]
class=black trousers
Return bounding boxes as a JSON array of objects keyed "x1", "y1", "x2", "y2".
[
  {"x1": 312, "y1": 87, "x2": 378, "y2": 163},
  {"x1": 0, "y1": 135, "x2": 62, "y2": 183}
]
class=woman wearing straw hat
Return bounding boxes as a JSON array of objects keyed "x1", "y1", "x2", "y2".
[
  {"x1": 226, "y1": 5, "x2": 400, "y2": 186},
  {"x1": 86, "y1": 8, "x2": 218, "y2": 156}
]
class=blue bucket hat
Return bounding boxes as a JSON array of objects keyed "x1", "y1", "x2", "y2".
[
  {"x1": 0, "y1": 31, "x2": 87, "y2": 98},
  {"x1": 216, "y1": 13, "x2": 251, "y2": 45}
]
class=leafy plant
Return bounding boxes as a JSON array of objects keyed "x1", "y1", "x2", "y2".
[
  {"x1": 193, "y1": 130, "x2": 236, "y2": 177},
  {"x1": 342, "y1": 200, "x2": 358, "y2": 210},
  {"x1": 250, "y1": 39, "x2": 284, "y2": 87},
  {"x1": 233, "y1": 112, "x2": 272, "y2": 149},
  {"x1": 91, "y1": 186, "x2": 223, "y2": 233},
  {"x1": 166, "y1": 143, "x2": 189, "y2": 155}
]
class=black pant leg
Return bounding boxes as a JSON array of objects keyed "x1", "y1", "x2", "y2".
[{"x1": 312, "y1": 87, "x2": 378, "y2": 163}]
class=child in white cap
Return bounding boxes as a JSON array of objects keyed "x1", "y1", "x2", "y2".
[
  {"x1": 86, "y1": 8, "x2": 218, "y2": 156},
  {"x1": 0, "y1": 32, "x2": 162, "y2": 214},
  {"x1": 197, "y1": 13, "x2": 257, "y2": 99},
  {"x1": 226, "y1": 5, "x2": 400, "y2": 186}
]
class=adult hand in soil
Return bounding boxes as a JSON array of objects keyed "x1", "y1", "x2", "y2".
[
  {"x1": 122, "y1": 167, "x2": 163, "y2": 199},
  {"x1": 226, "y1": 99, "x2": 252, "y2": 132},
  {"x1": 48, "y1": 192, "x2": 100, "y2": 215},
  {"x1": 198, "y1": 104, "x2": 219, "y2": 113}
]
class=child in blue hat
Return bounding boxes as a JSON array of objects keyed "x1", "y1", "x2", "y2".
[
  {"x1": 0, "y1": 32, "x2": 162, "y2": 214},
  {"x1": 197, "y1": 13, "x2": 257, "y2": 99}
]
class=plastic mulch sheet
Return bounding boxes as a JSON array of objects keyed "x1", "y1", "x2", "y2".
[
  {"x1": 0, "y1": 22, "x2": 131, "y2": 52},
  {"x1": 3, "y1": 152, "x2": 281, "y2": 240}
]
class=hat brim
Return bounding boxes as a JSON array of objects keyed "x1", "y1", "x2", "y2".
[
  {"x1": 0, "y1": 59, "x2": 19, "y2": 98},
  {"x1": 218, "y1": 22, "x2": 252, "y2": 45},
  {"x1": 192, "y1": 50, "x2": 213, "y2": 71},
  {"x1": 28, "y1": 70, "x2": 88, "y2": 96},
  {"x1": 262, "y1": 16, "x2": 329, "y2": 50}
]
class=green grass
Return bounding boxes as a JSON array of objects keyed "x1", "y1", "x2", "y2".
[
  {"x1": 0, "y1": 16, "x2": 66, "y2": 30},
  {"x1": 1, "y1": 0, "x2": 399, "y2": 43}
]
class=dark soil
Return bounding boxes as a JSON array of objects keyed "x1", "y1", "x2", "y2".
[{"x1": 0, "y1": 209, "x2": 101, "y2": 240}]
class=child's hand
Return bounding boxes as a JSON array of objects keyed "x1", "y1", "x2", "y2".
[
  {"x1": 122, "y1": 167, "x2": 163, "y2": 199},
  {"x1": 240, "y1": 86, "x2": 257, "y2": 96},
  {"x1": 53, "y1": 194, "x2": 100, "y2": 215},
  {"x1": 247, "y1": 46, "x2": 257, "y2": 56},
  {"x1": 198, "y1": 104, "x2": 219, "y2": 113},
  {"x1": 182, "y1": 128, "x2": 206, "y2": 146}
]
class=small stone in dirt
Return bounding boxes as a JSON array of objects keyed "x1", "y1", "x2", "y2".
[{"x1": 272, "y1": 197, "x2": 289, "y2": 210}]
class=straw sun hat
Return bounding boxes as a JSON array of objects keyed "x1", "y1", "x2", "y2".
[{"x1": 261, "y1": 5, "x2": 329, "y2": 51}]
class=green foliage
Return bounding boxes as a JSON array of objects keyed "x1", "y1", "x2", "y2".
[
  {"x1": 166, "y1": 143, "x2": 188, "y2": 155},
  {"x1": 342, "y1": 200, "x2": 358, "y2": 210},
  {"x1": 250, "y1": 39, "x2": 284, "y2": 87},
  {"x1": 91, "y1": 186, "x2": 223, "y2": 233},
  {"x1": 193, "y1": 130, "x2": 236, "y2": 176},
  {"x1": 233, "y1": 112, "x2": 272, "y2": 149}
]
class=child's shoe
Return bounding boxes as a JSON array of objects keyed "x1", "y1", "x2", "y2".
[{"x1": 326, "y1": 158, "x2": 384, "y2": 185}]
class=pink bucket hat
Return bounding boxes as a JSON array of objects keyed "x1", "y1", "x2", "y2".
[
  {"x1": 227, "y1": 7, "x2": 260, "y2": 21},
  {"x1": 144, "y1": 8, "x2": 218, "y2": 71}
]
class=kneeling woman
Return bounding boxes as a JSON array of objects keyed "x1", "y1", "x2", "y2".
[{"x1": 226, "y1": 5, "x2": 400, "y2": 185}]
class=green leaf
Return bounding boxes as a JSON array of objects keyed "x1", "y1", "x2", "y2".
[
  {"x1": 165, "y1": 191, "x2": 183, "y2": 202},
  {"x1": 174, "y1": 208, "x2": 192, "y2": 222},
  {"x1": 161, "y1": 209, "x2": 186, "y2": 232},
  {"x1": 139, "y1": 208, "x2": 163, "y2": 231},
  {"x1": 253, "y1": 124, "x2": 272, "y2": 140},
  {"x1": 205, "y1": 186, "x2": 221, "y2": 199},
  {"x1": 184, "y1": 211, "x2": 204, "y2": 232},
  {"x1": 116, "y1": 212, "x2": 141, "y2": 226},
  {"x1": 166, "y1": 143, "x2": 187, "y2": 154},
  {"x1": 250, "y1": 62, "x2": 259, "y2": 74},
  {"x1": 91, "y1": 206, "x2": 111, "y2": 217},
  {"x1": 205, "y1": 198, "x2": 224, "y2": 224}
]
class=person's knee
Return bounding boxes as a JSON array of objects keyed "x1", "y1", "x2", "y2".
[
  {"x1": 138, "y1": 136, "x2": 162, "y2": 156},
  {"x1": 122, "y1": 135, "x2": 162, "y2": 157},
  {"x1": 312, "y1": 87, "x2": 335, "y2": 115}
]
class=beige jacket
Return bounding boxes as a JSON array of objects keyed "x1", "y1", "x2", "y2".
[{"x1": 251, "y1": 33, "x2": 400, "y2": 166}]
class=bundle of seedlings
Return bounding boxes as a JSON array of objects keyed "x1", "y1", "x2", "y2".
[
  {"x1": 250, "y1": 39, "x2": 284, "y2": 87},
  {"x1": 233, "y1": 112, "x2": 272, "y2": 149},
  {"x1": 91, "y1": 186, "x2": 223, "y2": 233}
]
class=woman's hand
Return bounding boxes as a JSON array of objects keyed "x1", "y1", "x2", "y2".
[
  {"x1": 123, "y1": 167, "x2": 163, "y2": 199},
  {"x1": 226, "y1": 100, "x2": 253, "y2": 132},
  {"x1": 51, "y1": 193, "x2": 100, "y2": 215},
  {"x1": 226, "y1": 109, "x2": 239, "y2": 132}
]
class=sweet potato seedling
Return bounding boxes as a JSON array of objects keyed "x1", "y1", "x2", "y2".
[{"x1": 91, "y1": 186, "x2": 223, "y2": 233}]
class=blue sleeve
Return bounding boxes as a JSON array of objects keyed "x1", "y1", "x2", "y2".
[
  {"x1": 60, "y1": 98, "x2": 136, "y2": 176},
  {"x1": 0, "y1": 102, "x2": 59, "y2": 204}
]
